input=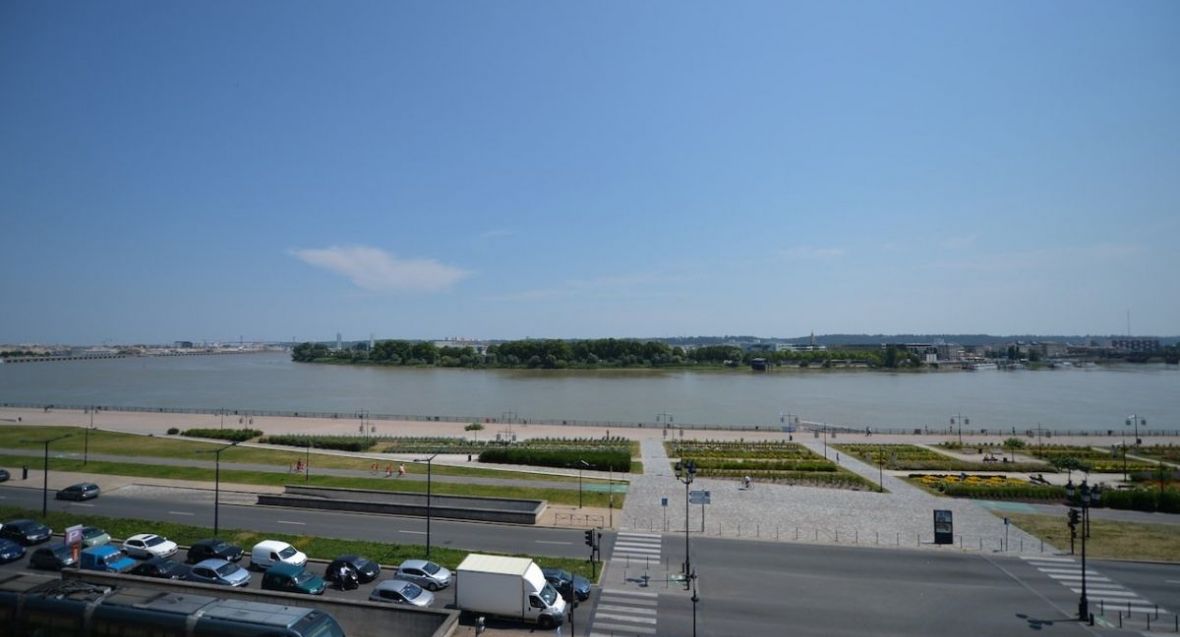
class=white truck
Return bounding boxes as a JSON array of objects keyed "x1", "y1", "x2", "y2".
[{"x1": 454, "y1": 554, "x2": 567, "y2": 629}]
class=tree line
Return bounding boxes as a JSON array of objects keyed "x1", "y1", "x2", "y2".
[{"x1": 291, "y1": 338, "x2": 894, "y2": 369}]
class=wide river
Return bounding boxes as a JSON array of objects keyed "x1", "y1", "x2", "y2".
[{"x1": 0, "y1": 353, "x2": 1176, "y2": 433}]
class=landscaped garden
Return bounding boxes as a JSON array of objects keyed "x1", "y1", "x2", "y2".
[
  {"x1": 906, "y1": 473, "x2": 1065, "y2": 500},
  {"x1": 665, "y1": 440, "x2": 878, "y2": 490},
  {"x1": 1027, "y1": 444, "x2": 1159, "y2": 473},
  {"x1": 836, "y1": 443, "x2": 1050, "y2": 472}
]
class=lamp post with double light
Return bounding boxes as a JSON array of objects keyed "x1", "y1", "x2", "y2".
[
  {"x1": 1066, "y1": 480, "x2": 1093, "y2": 622},
  {"x1": 577, "y1": 460, "x2": 590, "y2": 509},
  {"x1": 197, "y1": 441, "x2": 239, "y2": 536},
  {"x1": 674, "y1": 459, "x2": 696, "y2": 583},
  {"x1": 25, "y1": 434, "x2": 71, "y2": 517},
  {"x1": 951, "y1": 413, "x2": 969, "y2": 447}
]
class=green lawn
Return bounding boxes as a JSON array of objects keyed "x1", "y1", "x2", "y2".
[
  {"x1": 1006, "y1": 513, "x2": 1180, "y2": 562},
  {"x1": 0, "y1": 505, "x2": 597, "y2": 580}
]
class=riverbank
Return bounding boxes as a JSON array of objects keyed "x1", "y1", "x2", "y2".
[{"x1": 3, "y1": 406, "x2": 1175, "y2": 448}]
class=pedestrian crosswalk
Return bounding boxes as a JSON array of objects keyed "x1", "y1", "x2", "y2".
[
  {"x1": 1020, "y1": 555, "x2": 1171, "y2": 616},
  {"x1": 588, "y1": 532, "x2": 664, "y2": 637},
  {"x1": 588, "y1": 589, "x2": 659, "y2": 637}
]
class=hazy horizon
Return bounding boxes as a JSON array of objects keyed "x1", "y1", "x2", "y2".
[{"x1": 3, "y1": 2, "x2": 1177, "y2": 343}]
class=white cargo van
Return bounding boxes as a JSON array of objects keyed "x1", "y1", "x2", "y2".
[
  {"x1": 454, "y1": 554, "x2": 567, "y2": 628},
  {"x1": 249, "y1": 540, "x2": 307, "y2": 570}
]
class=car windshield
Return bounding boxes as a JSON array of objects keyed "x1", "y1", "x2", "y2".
[
  {"x1": 353, "y1": 558, "x2": 371, "y2": 569},
  {"x1": 422, "y1": 562, "x2": 440, "y2": 575},
  {"x1": 211, "y1": 541, "x2": 231, "y2": 552},
  {"x1": 103, "y1": 553, "x2": 121, "y2": 565},
  {"x1": 402, "y1": 583, "x2": 423, "y2": 599},
  {"x1": 84, "y1": 528, "x2": 103, "y2": 537},
  {"x1": 293, "y1": 570, "x2": 316, "y2": 584},
  {"x1": 145, "y1": 536, "x2": 164, "y2": 547},
  {"x1": 52, "y1": 545, "x2": 70, "y2": 557},
  {"x1": 539, "y1": 583, "x2": 558, "y2": 606},
  {"x1": 278, "y1": 546, "x2": 298, "y2": 558},
  {"x1": 216, "y1": 562, "x2": 239, "y2": 576}
]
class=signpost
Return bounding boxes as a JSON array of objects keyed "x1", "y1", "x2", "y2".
[
  {"x1": 933, "y1": 510, "x2": 954, "y2": 545},
  {"x1": 66, "y1": 524, "x2": 83, "y2": 563},
  {"x1": 689, "y1": 490, "x2": 711, "y2": 532},
  {"x1": 661, "y1": 497, "x2": 668, "y2": 531}
]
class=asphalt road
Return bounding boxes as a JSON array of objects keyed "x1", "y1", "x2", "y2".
[{"x1": 0, "y1": 483, "x2": 588, "y2": 559}]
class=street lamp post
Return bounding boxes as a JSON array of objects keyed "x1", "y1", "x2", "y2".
[
  {"x1": 878, "y1": 444, "x2": 885, "y2": 493},
  {"x1": 28, "y1": 434, "x2": 71, "y2": 517},
  {"x1": 577, "y1": 460, "x2": 590, "y2": 509},
  {"x1": 305, "y1": 440, "x2": 311, "y2": 483},
  {"x1": 951, "y1": 413, "x2": 969, "y2": 447},
  {"x1": 674, "y1": 459, "x2": 696, "y2": 583},
  {"x1": 414, "y1": 453, "x2": 439, "y2": 557},
  {"x1": 690, "y1": 570, "x2": 699, "y2": 637},
  {"x1": 1127, "y1": 414, "x2": 1145, "y2": 447},
  {"x1": 198, "y1": 441, "x2": 239, "y2": 536},
  {"x1": 84, "y1": 407, "x2": 94, "y2": 466}
]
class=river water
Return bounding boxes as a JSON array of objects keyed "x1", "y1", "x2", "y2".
[{"x1": 0, "y1": 353, "x2": 1176, "y2": 433}]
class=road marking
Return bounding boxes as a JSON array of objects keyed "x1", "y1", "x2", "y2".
[
  {"x1": 276, "y1": 520, "x2": 306, "y2": 526},
  {"x1": 1069, "y1": 588, "x2": 1136, "y2": 597},
  {"x1": 1046, "y1": 573, "x2": 1111, "y2": 582},
  {"x1": 591, "y1": 625, "x2": 656, "y2": 636},
  {"x1": 534, "y1": 540, "x2": 571, "y2": 545},
  {"x1": 72, "y1": 503, "x2": 96, "y2": 507},
  {"x1": 594, "y1": 612, "x2": 657, "y2": 625},
  {"x1": 1020, "y1": 555, "x2": 1075, "y2": 563},
  {"x1": 1039, "y1": 568, "x2": 1099, "y2": 575},
  {"x1": 598, "y1": 604, "x2": 657, "y2": 615},
  {"x1": 168, "y1": 511, "x2": 195, "y2": 516},
  {"x1": 617, "y1": 532, "x2": 661, "y2": 539},
  {"x1": 399, "y1": 530, "x2": 426, "y2": 535},
  {"x1": 602, "y1": 589, "x2": 658, "y2": 598},
  {"x1": 1166, "y1": 580, "x2": 1180, "y2": 584}
]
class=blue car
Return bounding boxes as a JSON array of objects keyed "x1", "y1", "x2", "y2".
[{"x1": 0, "y1": 538, "x2": 25, "y2": 564}]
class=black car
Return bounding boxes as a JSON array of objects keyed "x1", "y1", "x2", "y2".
[
  {"x1": 0, "y1": 538, "x2": 25, "y2": 563},
  {"x1": 56, "y1": 482, "x2": 101, "y2": 501},
  {"x1": 0, "y1": 519, "x2": 52, "y2": 545},
  {"x1": 325, "y1": 555, "x2": 381, "y2": 584},
  {"x1": 130, "y1": 557, "x2": 190, "y2": 580},
  {"x1": 0, "y1": 468, "x2": 10, "y2": 482},
  {"x1": 29, "y1": 543, "x2": 76, "y2": 570},
  {"x1": 186, "y1": 538, "x2": 244, "y2": 564},
  {"x1": 542, "y1": 567, "x2": 591, "y2": 602}
]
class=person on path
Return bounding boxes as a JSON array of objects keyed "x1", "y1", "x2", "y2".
[
  {"x1": 398, "y1": 463, "x2": 407, "y2": 477},
  {"x1": 385, "y1": 464, "x2": 394, "y2": 478},
  {"x1": 743, "y1": 475, "x2": 752, "y2": 490}
]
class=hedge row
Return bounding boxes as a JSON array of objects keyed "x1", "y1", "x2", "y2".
[
  {"x1": 1098, "y1": 488, "x2": 1180, "y2": 514},
  {"x1": 262, "y1": 434, "x2": 377, "y2": 452},
  {"x1": 936, "y1": 483, "x2": 1065, "y2": 500},
  {"x1": 478, "y1": 448, "x2": 631, "y2": 472},
  {"x1": 180, "y1": 428, "x2": 262, "y2": 442},
  {"x1": 688, "y1": 458, "x2": 837, "y2": 472}
]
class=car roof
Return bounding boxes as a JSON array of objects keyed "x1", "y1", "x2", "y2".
[
  {"x1": 376, "y1": 579, "x2": 416, "y2": 592},
  {"x1": 194, "y1": 558, "x2": 232, "y2": 568},
  {"x1": 82, "y1": 526, "x2": 105, "y2": 533},
  {"x1": 399, "y1": 559, "x2": 433, "y2": 569},
  {"x1": 127, "y1": 533, "x2": 159, "y2": 542},
  {"x1": 254, "y1": 539, "x2": 290, "y2": 550},
  {"x1": 266, "y1": 563, "x2": 303, "y2": 575}
]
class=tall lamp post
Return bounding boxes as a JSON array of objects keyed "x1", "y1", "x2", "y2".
[
  {"x1": 674, "y1": 459, "x2": 696, "y2": 583},
  {"x1": 577, "y1": 460, "x2": 590, "y2": 509},
  {"x1": 197, "y1": 441, "x2": 239, "y2": 536},
  {"x1": 951, "y1": 413, "x2": 969, "y2": 446},
  {"x1": 1066, "y1": 480, "x2": 1092, "y2": 622},
  {"x1": 690, "y1": 569, "x2": 699, "y2": 637},
  {"x1": 27, "y1": 434, "x2": 71, "y2": 517},
  {"x1": 414, "y1": 453, "x2": 439, "y2": 557},
  {"x1": 1127, "y1": 414, "x2": 1145, "y2": 447},
  {"x1": 84, "y1": 407, "x2": 95, "y2": 466}
]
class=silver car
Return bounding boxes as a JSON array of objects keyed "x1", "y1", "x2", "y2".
[
  {"x1": 369, "y1": 579, "x2": 434, "y2": 607},
  {"x1": 393, "y1": 559, "x2": 452, "y2": 591},
  {"x1": 186, "y1": 558, "x2": 252, "y2": 587}
]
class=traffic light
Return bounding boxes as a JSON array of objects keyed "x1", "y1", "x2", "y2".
[
  {"x1": 584, "y1": 530, "x2": 595, "y2": 547},
  {"x1": 1067, "y1": 509, "x2": 1080, "y2": 535}
]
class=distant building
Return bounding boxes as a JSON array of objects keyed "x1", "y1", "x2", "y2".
[
  {"x1": 174, "y1": 341, "x2": 194, "y2": 349},
  {"x1": 1110, "y1": 338, "x2": 1160, "y2": 353}
]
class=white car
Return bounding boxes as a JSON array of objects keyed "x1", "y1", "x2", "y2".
[
  {"x1": 250, "y1": 540, "x2": 307, "y2": 570},
  {"x1": 123, "y1": 533, "x2": 178, "y2": 559}
]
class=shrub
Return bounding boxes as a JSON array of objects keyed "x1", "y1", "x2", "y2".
[
  {"x1": 166, "y1": 427, "x2": 180, "y2": 435},
  {"x1": 181, "y1": 428, "x2": 261, "y2": 442},
  {"x1": 479, "y1": 448, "x2": 630, "y2": 473},
  {"x1": 262, "y1": 435, "x2": 377, "y2": 452}
]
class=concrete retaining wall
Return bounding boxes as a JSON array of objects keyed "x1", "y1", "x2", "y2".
[
  {"x1": 63, "y1": 569, "x2": 459, "y2": 637},
  {"x1": 258, "y1": 485, "x2": 546, "y2": 524}
]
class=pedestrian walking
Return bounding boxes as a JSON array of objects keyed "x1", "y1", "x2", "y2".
[
  {"x1": 398, "y1": 463, "x2": 407, "y2": 477},
  {"x1": 385, "y1": 464, "x2": 394, "y2": 478},
  {"x1": 743, "y1": 475, "x2": 752, "y2": 490}
]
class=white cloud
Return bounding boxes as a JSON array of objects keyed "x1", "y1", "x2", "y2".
[
  {"x1": 292, "y1": 245, "x2": 470, "y2": 292},
  {"x1": 780, "y1": 246, "x2": 846, "y2": 260}
]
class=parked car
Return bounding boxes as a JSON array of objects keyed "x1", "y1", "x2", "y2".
[
  {"x1": 0, "y1": 468, "x2": 10, "y2": 482},
  {"x1": 325, "y1": 555, "x2": 381, "y2": 584},
  {"x1": 81, "y1": 526, "x2": 111, "y2": 548},
  {"x1": 0, "y1": 519, "x2": 52, "y2": 545},
  {"x1": 261, "y1": 563, "x2": 325, "y2": 595},
  {"x1": 542, "y1": 567, "x2": 592, "y2": 602},
  {"x1": 250, "y1": 540, "x2": 306, "y2": 570},
  {"x1": 369, "y1": 578, "x2": 434, "y2": 607},
  {"x1": 29, "y1": 543, "x2": 76, "y2": 570},
  {"x1": 123, "y1": 533, "x2": 178, "y2": 559},
  {"x1": 81, "y1": 545, "x2": 137, "y2": 573},
  {"x1": 186, "y1": 558, "x2": 251, "y2": 587},
  {"x1": 56, "y1": 482, "x2": 100, "y2": 501},
  {"x1": 393, "y1": 559, "x2": 452, "y2": 591},
  {"x1": 186, "y1": 538, "x2": 243, "y2": 564},
  {"x1": 0, "y1": 538, "x2": 26, "y2": 564},
  {"x1": 130, "y1": 557, "x2": 190, "y2": 580}
]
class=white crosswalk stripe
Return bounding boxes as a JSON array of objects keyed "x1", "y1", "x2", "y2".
[
  {"x1": 1019, "y1": 555, "x2": 1171, "y2": 615},
  {"x1": 588, "y1": 535, "x2": 665, "y2": 637}
]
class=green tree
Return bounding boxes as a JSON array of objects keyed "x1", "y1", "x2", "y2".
[{"x1": 465, "y1": 422, "x2": 485, "y2": 441}]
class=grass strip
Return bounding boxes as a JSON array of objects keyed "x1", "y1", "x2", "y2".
[
  {"x1": 0, "y1": 425, "x2": 617, "y2": 483},
  {"x1": 1005, "y1": 512, "x2": 1180, "y2": 562},
  {"x1": 0, "y1": 505, "x2": 596, "y2": 580},
  {"x1": 0, "y1": 454, "x2": 624, "y2": 509}
]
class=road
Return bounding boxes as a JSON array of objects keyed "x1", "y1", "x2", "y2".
[{"x1": 0, "y1": 483, "x2": 587, "y2": 559}]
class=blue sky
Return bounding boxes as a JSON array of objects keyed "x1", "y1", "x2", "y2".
[{"x1": 2, "y1": 1, "x2": 1177, "y2": 344}]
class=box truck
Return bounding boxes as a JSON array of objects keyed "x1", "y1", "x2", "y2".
[{"x1": 454, "y1": 554, "x2": 567, "y2": 628}]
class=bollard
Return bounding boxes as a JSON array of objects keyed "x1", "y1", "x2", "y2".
[
  {"x1": 1154, "y1": 604, "x2": 1158, "y2": 620},
  {"x1": 876, "y1": 531, "x2": 879, "y2": 545},
  {"x1": 1100, "y1": 600, "x2": 1104, "y2": 615},
  {"x1": 1146, "y1": 615, "x2": 1151, "y2": 631},
  {"x1": 979, "y1": 537, "x2": 982, "y2": 551},
  {"x1": 855, "y1": 529, "x2": 858, "y2": 544},
  {"x1": 737, "y1": 524, "x2": 741, "y2": 537},
  {"x1": 1020, "y1": 538, "x2": 1023, "y2": 552},
  {"x1": 757, "y1": 523, "x2": 760, "y2": 537},
  {"x1": 896, "y1": 532, "x2": 899, "y2": 546},
  {"x1": 796, "y1": 527, "x2": 799, "y2": 540},
  {"x1": 1118, "y1": 612, "x2": 1122, "y2": 628},
  {"x1": 815, "y1": 529, "x2": 819, "y2": 541},
  {"x1": 835, "y1": 529, "x2": 839, "y2": 543}
]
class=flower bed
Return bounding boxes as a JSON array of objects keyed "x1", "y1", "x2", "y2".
[
  {"x1": 666, "y1": 440, "x2": 876, "y2": 490},
  {"x1": 906, "y1": 473, "x2": 1065, "y2": 500},
  {"x1": 835, "y1": 443, "x2": 1049, "y2": 472}
]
